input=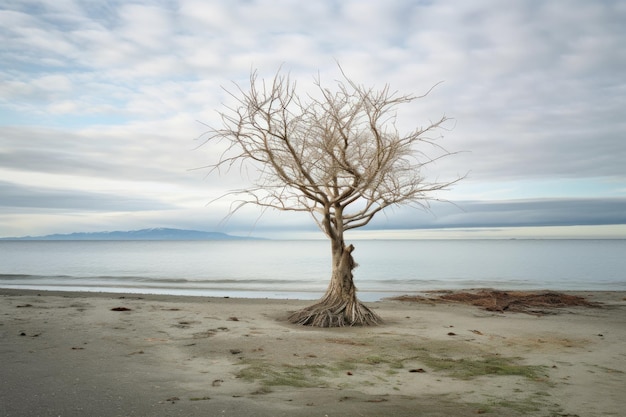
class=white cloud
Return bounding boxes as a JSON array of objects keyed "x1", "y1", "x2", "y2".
[{"x1": 0, "y1": 0, "x2": 625, "y2": 237}]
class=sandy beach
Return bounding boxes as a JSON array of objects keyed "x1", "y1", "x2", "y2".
[{"x1": 1, "y1": 289, "x2": 624, "y2": 417}]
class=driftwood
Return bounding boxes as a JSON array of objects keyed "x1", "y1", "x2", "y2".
[{"x1": 390, "y1": 290, "x2": 600, "y2": 315}]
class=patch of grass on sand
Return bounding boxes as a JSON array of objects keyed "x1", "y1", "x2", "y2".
[
  {"x1": 475, "y1": 391, "x2": 560, "y2": 416},
  {"x1": 338, "y1": 350, "x2": 545, "y2": 380},
  {"x1": 364, "y1": 355, "x2": 404, "y2": 369},
  {"x1": 332, "y1": 355, "x2": 403, "y2": 373},
  {"x1": 417, "y1": 353, "x2": 546, "y2": 379},
  {"x1": 403, "y1": 343, "x2": 547, "y2": 380},
  {"x1": 236, "y1": 360, "x2": 330, "y2": 388},
  {"x1": 235, "y1": 347, "x2": 547, "y2": 390}
]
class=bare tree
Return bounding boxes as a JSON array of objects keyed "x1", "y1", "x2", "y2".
[{"x1": 199, "y1": 68, "x2": 461, "y2": 327}]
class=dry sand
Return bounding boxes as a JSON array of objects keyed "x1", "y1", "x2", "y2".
[{"x1": 1, "y1": 288, "x2": 625, "y2": 417}]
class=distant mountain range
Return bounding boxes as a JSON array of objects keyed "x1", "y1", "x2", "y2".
[{"x1": 0, "y1": 228, "x2": 262, "y2": 241}]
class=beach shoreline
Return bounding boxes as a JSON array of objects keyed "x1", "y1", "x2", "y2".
[{"x1": 1, "y1": 288, "x2": 625, "y2": 416}]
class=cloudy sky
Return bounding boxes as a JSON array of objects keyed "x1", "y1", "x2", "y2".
[{"x1": 1, "y1": 0, "x2": 625, "y2": 239}]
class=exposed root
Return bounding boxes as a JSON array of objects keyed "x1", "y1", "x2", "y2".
[
  {"x1": 290, "y1": 242, "x2": 383, "y2": 327},
  {"x1": 288, "y1": 299, "x2": 383, "y2": 327}
]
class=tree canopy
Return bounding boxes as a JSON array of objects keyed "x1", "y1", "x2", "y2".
[{"x1": 200, "y1": 68, "x2": 462, "y2": 326}]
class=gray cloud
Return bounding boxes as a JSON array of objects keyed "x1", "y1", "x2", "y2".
[
  {"x1": 0, "y1": 125, "x2": 210, "y2": 184},
  {"x1": 0, "y1": 180, "x2": 174, "y2": 211},
  {"x1": 174, "y1": 198, "x2": 626, "y2": 235},
  {"x1": 365, "y1": 198, "x2": 626, "y2": 230}
]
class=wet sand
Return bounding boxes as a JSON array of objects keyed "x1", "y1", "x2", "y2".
[{"x1": 1, "y1": 289, "x2": 625, "y2": 416}]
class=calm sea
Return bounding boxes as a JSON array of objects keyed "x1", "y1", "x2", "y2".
[{"x1": 0, "y1": 239, "x2": 624, "y2": 301}]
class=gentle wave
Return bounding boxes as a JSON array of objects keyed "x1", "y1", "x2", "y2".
[{"x1": 1, "y1": 239, "x2": 625, "y2": 300}]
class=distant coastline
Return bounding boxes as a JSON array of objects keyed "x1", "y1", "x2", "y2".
[{"x1": 0, "y1": 227, "x2": 263, "y2": 241}]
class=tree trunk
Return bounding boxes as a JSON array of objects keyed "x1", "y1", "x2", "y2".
[{"x1": 287, "y1": 240, "x2": 383, "y2": 327}]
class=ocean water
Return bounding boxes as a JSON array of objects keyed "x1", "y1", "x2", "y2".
[{"x1": 0, "y1": 239, "x2": 624, "y2": 301}]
